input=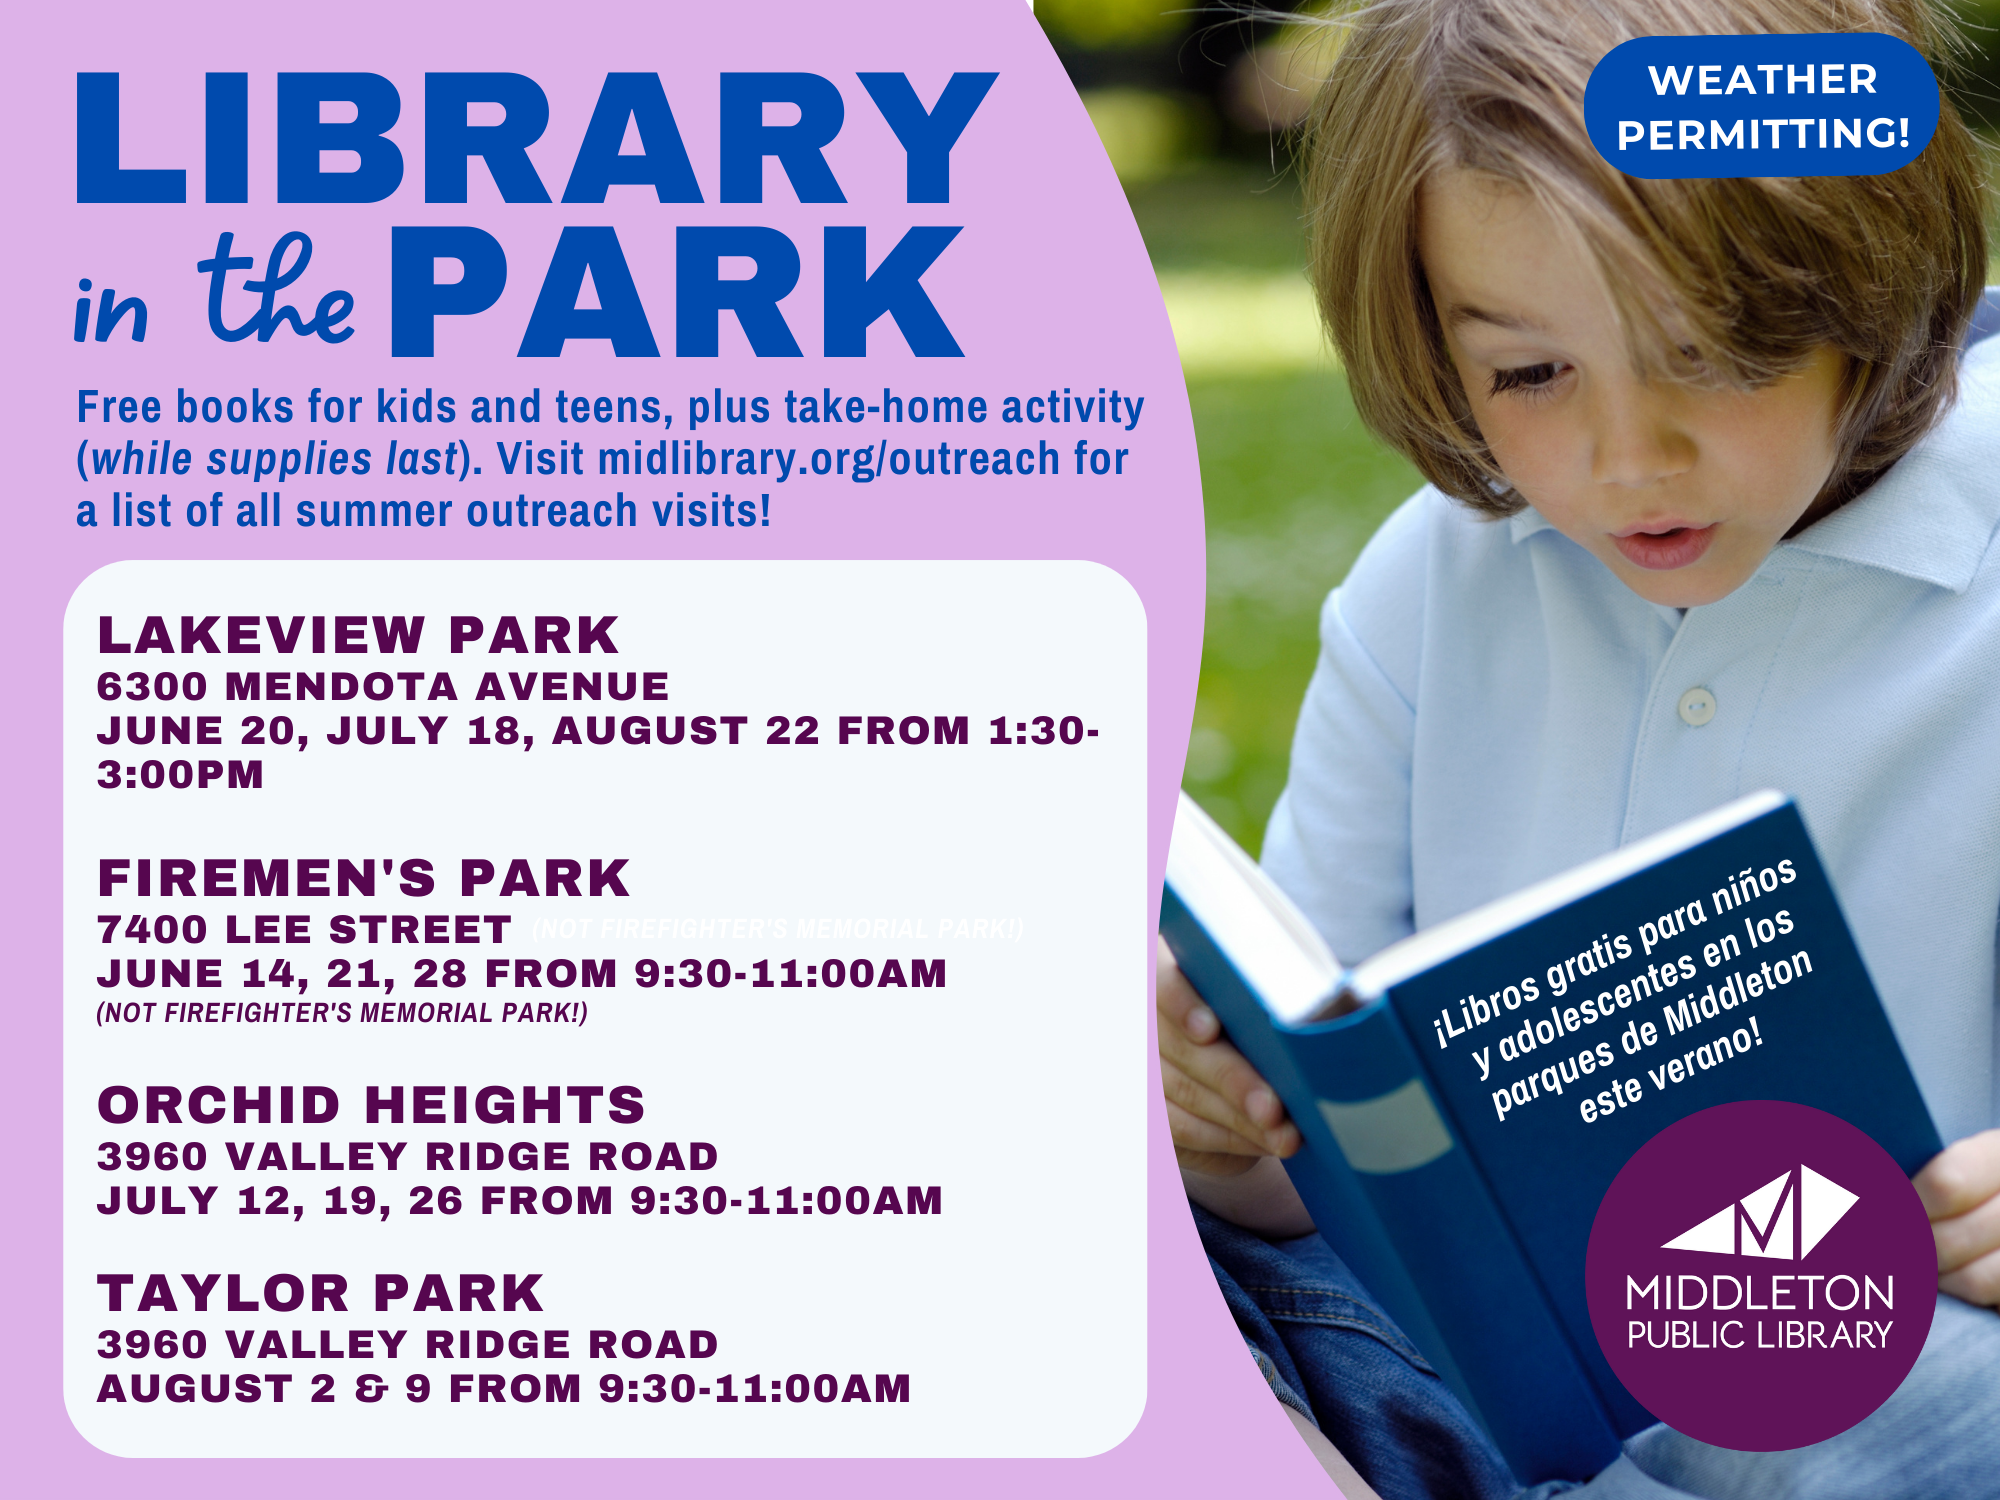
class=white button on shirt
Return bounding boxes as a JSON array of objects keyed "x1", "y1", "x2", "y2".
[
  {"x1": 1676, "y1": 688, "x2": 1716, "y2": 727},
  {"x1": 1262, "y1": 338, "x2": 2000, "y2": 1145}
]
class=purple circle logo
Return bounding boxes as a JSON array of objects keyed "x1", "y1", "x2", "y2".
[{"x1": 1586, "y1": 1100, "x2": 1935, "y2": 1450}]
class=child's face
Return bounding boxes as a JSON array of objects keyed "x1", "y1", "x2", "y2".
[{"x1": 1419, "y1": 169, "x2": 1846, "y2": 608}]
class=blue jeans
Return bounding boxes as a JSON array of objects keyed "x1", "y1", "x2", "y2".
[{"x1": 1194, "y1": 1203, "x2": 2000, "y2": 1500}]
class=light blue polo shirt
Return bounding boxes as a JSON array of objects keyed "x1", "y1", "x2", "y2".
[{"x1": 1263, "y1": 336, "x2": 2000, "y2": 1145}]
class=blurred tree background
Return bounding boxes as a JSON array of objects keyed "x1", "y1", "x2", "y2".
[{"x1": 1033, "y1": 0, "x2": 2000, "y2": 856}]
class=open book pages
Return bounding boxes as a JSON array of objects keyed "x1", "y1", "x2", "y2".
[{"x1": 1167, "y1": 792, "x2": 1341, "y2": 1026}]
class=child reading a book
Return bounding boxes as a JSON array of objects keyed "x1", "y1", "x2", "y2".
[{"x1": 1163, "y1": 0, "x2": 2000, "y2": 1494}]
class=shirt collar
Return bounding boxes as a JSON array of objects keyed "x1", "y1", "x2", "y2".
[
  {"x1": 1507, "y1": 507, "x2": 1555, "y2": 543},
  {"x1": 1783, "y1": 337, "x2": 2000, "y2": 593},
  {"x1": 1507, "y1": 336, "x2": 2000, "y2": 595}
]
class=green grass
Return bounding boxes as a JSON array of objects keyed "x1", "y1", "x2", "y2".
[
  {"x1": 1124, "y1": 162, "x2": 1311, "y2": 273},
  {"x1": 1181, "y1": 371, "x2": 1421, "y2": 853},
  {"x1": 1127, "y1": 163, "x2": 1423, "y2": 854}
]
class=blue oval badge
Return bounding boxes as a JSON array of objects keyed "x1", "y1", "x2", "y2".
[{"x1": 1584, "y1": 33, "x2": 1940, "y2": 179}]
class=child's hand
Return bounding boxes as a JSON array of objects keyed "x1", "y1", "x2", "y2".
[
  {"x1": 1158, "y1": 938, "x2": 1302, "y2": 1175},
  {"x1": 1914, "y1": 1129, "x2": 2000, "y2": 1305}
]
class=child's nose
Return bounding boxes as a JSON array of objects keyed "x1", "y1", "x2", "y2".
[{"x1": 1588, "y1": 388, "x2": 1695, "y2": 488}]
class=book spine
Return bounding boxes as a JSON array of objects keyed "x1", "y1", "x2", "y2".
[
  {"x1": 1158, "y1": 888, "x2": 1475, "y2": 1413},
  {"x1": 1286, "y1": 1002, "x2": 1622, "y2": 1483}
]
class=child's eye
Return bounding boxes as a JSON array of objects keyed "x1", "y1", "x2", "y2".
[{"x1": 1488, "y1": 362, "x2": 1563, "y2": 397}]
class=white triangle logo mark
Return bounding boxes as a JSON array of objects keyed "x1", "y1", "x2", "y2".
[{"x1": 1661, "y1": 1165, "x2": 1858, "y2": 1260}]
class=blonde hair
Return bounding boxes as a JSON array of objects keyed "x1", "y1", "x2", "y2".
[{"x1": 1303, "y1": 0, "x2": 1991, "y2": 518}]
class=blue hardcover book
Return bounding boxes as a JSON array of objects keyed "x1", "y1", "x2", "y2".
[{"x1": 1161, "y1": 789, "x2": 1940, "y2": 1485}]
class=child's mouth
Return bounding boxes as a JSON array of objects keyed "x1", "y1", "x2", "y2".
[{"x1": 1612, "y1": 523, "x2": 1717, "y2": 571}]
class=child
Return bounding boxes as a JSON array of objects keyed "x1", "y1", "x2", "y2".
[{"x1": 1163, "y1": 0, "x2": 2000, "y2": 1494}]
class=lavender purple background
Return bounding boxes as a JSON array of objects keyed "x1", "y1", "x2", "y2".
[
  {"x1": 1585, "y1": 1100, "x2": 1935, "y2": 1451},
  {"x1": 0, "y1": 0, "x2": 1344, "y2": 1490}
]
